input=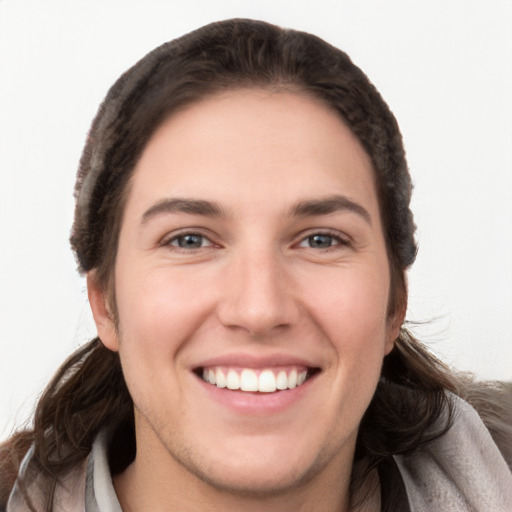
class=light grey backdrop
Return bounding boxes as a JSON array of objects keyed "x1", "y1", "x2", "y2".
[{"x1": 1, "y1": 0, "x2": 511, "y2": 437}]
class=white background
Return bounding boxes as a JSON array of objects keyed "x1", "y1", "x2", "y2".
[{"x1": 1, "y1": 0, "x2": 511, "y2": 438}]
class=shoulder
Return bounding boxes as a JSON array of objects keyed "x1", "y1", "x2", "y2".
[
  {"x1": 394, "y1": 388, "x2": 512, "y2": 512},
  {"x1": 458, "y1": 380, "x2": 512, "y2": 469},
  {"x1": 7, "y1": 430, "x2": 122, "y2": 512},
  {"x1": 7, "y1": 453, "x2": 88, "y2": 512}
]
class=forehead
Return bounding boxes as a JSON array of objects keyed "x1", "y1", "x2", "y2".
[{"x1": 125, "y1": 89, "x2": 379, "y2": 222}]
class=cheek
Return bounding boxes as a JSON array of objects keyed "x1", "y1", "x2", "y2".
[
  {"x1": 304, "y1": 264, "x2": 392, "y2": 391},
  {"x1": 112, "y1": 269, "x2": 201, "y2": 420},
  {"x1": 113, "y1": 263, "x2": 216, "y2": 359},
  {"x1": 297, "y1": 267, "x2": 393, "y2": 451},
  {"x1": 307, "y1": 266, "x2": 391, "y2": 339}
]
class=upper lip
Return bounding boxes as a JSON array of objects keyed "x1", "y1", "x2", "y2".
[{"x1": 192, "y1": 353, "x2": 321, "y2": 371}]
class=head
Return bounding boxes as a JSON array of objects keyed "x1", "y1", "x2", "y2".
[
  {"x1": 71, "y1": 18, "x2": 418, "y2": 501},
  {"x1": 71, "y1": 18, "x2": 416, "y2": 318},
  {"x1": 2, "y1": 20, "x2": 466, "y2": 512}
]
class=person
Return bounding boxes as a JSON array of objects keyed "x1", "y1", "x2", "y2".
[{"x1": 1, "y1": 18, "x2": 511, "y2": 512}]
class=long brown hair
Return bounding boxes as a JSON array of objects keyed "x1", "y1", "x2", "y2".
[{"x1": 1, "y1": 19, "x2": 503, "y2": 511}]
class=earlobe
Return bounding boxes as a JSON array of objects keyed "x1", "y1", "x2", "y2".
[
  {"x1": 87, "y1": 272, "x2": 119, "y2": 352},
  {"x1": 385, "y1": 322, "x2": 401, "y2": 355},
  {"x1": 385, "y1": 301, "x2": 407, "y2": 355}
]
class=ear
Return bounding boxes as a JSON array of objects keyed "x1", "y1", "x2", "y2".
[
  {"x1": 384, "y1": 296, "x2": 407, "y2": 356},
  {"x1": 87, "y1": 272, "x2": 119, "y2": 352}
]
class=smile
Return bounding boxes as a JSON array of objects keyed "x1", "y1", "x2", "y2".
[{"x1": 199, "y1": 366, "x2": 316, "y2": 393}]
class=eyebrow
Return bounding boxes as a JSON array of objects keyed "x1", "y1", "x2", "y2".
[
  {"x1": 141, "y1": 198, "x2": 225, "y2": 224},
  {"x1": 289, "y1": 195, "x2": 372, "y2": 224},
  {"x1": 140, "y1": 194, "x2": 372, "y2": 225}
]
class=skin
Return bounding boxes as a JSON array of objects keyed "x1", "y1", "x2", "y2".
[{"x1": 89, "y1": 89, "x2": 404, "y2": 511}]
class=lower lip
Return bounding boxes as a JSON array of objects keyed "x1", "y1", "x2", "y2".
[{"x1": 195, "y1": 374, "x2": 317, "y2": 415}]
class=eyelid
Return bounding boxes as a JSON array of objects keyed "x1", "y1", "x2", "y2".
[
  {"x1": 158, "y1": 227, "x2": 351, "y2": 250},
  {"x1": 160, "y1": 228, "x2": 219, "y2": 249},
  {"x1": 170, "y1": 234, "x2": 213, "y2": 248},
  {"x1": 295, "y1": 229, "x2": 351, "y2": 248}
]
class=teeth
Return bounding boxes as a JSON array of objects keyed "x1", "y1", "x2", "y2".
[
  {"x1": 258, "y1": 370, "x2": 276, "y2": 392},
  {"x1": 276, "y1": 370, "x2": 288, "y2": 390},
  {"x1": 201, "y1": 366, "x2": 309, "y2": 393},
  {"x1": 215, "y1": 368, "x2": 226, "y2": 388},
  {"x1": 288, "y1": 369, "x2": 297, "y2": 389},
  {"x1": 240, "y1": 369, "x2": 259, "y2": 391},
  {"x1": 226, "y1": 369, "x2": 240, "y2": 390}
]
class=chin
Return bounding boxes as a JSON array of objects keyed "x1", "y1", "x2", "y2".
[
  {"x1": 179, "y1": 452, "x2": 321, "y2": 498},
  {"x1": 160, "y1": 425, "x2": 345, "y2": 500}
]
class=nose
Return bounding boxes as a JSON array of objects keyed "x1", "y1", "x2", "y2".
[{"x1": 217, "y1": 246, "x2": 299, "y2": 337}]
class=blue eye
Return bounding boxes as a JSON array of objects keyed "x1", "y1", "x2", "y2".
[
  {"x1": 169, "y1": 234, "x2": 210, "y2": 249},
  {"x1": 307, "y1": 234, "x2": 335, "y2": 248},
  {"x1": 299, "y1": 233, "x2": 345, "y2": 249}
]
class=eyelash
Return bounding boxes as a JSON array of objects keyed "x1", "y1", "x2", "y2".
[
  {"x1": 162, "y1": 229, "x2": 350, "y2": 252},
  {"x1": 164, "y1": 231, "x2": 215, "y2": 250},
  {"x1": 296, "y1": 230, "x2": 350, "y2": 250}
]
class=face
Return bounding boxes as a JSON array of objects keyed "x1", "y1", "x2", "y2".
[{"x1": 90, "y1": 89, "x2": 402, "y2": 497}]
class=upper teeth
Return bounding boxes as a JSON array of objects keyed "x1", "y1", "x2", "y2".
[{"x1": 202, "y1": 367, "x2": 308, "y2": 393}]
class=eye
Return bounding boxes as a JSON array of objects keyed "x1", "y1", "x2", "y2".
[
  {"x1": 298, "y1": 233, "x2": 346, "y2": 249},
  {"x1": 168, "y1": 233, "x2": 213, "y2": 249}
]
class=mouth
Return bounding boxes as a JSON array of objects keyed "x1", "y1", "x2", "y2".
[{"x1": 194, "y1": 365, "x2": 320, "y2": 393}]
